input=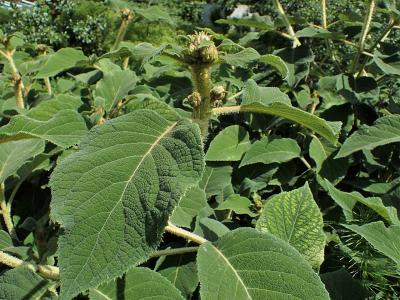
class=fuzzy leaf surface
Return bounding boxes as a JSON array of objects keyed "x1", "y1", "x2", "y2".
[
  {"x1": 256, "y1": 183, "x2": 326, "y2": 268},
  {"x1": 36, "y1": 48, "x2": 87, "y2": 78},
  {"x1": 0, "y1": 267, "x2": 55, "y2": 300},
  {"x1": 336, "y1": 115, "x2": 400, "y2": 158},
  {"x1": 0, "y1": 139, "x2": 44, "y2": 183},
  {"x1": 50, "y1": 110, "x2": 204, "y2": 300},
  {"x1": 0, "y1": 110, "x2": 87, "y2": 148},
  {"x1": 240, "y1": 137, "x2": 301, "y2": 167},
  {"x1": 89, "y1": 267, "x2": 184, "y2": 300},
  {"x1": 206, "y1": 125, "x2": 250, "y2": 162},
  {"x1": 197, "y1": 228, "x2": 329, "y2": 299}
]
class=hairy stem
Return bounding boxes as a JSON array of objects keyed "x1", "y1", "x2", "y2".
[
  {"x1": 122, "y1": 56, "x2": 130, "y2": 70},
  {"x1": 165, "y1": 222, "x2": 207, "y2": 244},
  {"x1": 190, "y1": 64, "x2": 212, "y2": 137},
  {"x1": 321, "y1": 0, "x2": 327, "y2": 29},
  {"x1": 150, "y1": 246, "x2": 198, "y2": 258},
  {"x1": 44, "y1": 77, "x2": 52, "y2": 96},
  {"x1": 351, "y1": 0, "x2": 376, "y2": 74},
  {"x1": 0, "y1": 251, "x2": 60, "y2": 280},
  {"x1": 0, "y1": 184, "x2": 13, "y2": 235},
  {"x1": 273, "y1": 0, "x2": 301, "y2": 47}
]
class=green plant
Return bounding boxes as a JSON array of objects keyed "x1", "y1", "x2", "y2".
[{"x1": 0, "y1": 1, "x2": 400, "y2": 299}]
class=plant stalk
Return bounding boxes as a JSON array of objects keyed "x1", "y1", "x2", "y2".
[
  {"x1": 351, "y1": 0, "x2": 376, "y2": 74},
  {"x1": 0, "y1": 250, "x2": 60, "y2": 280},
  {"x1": 165, "y1": 222, "x2": 207, "y2": 244},
  {"x1": 273, "y1": 0, "x2": 301, "y2": 47},
  {"x1": 112, "y1": 9, "x2": 134, "y2": 51},
  {"x1": 190, "y1": 64, "x2": 212, "y2": 137},
  {"x1": 44, "y1": 77, "x2": 52, "y2": 96},
  {"x1": 321, "y1": 0, "x2": 327, "y2": 29},
  {"x1": 0, "y1": 184, "x2": 13, "y2": 235},
  {"x1": 0, "y1": 49, "x2": 24, "y2": 109},
  {"x1": 150, "y1": 246, "x2": 198, "y2": 258}
]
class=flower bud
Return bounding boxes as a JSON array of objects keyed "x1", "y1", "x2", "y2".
[{"x1": 184, "y1": 32, "x2": 218, "y2": 64}]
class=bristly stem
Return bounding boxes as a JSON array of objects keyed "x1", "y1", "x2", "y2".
[
  {"x1": 273, "y1": 0, "x2": 301, "y2": 48},
  {"x1": 351, "y1": 0, "x2": 376, "y2": 74},
  {"x1": 165, "y1": 221, "x2": 208, "y2": 244}
]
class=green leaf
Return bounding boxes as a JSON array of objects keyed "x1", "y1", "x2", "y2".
[
  {"x1": 309, "y1": 136, "x2": 349, "y2": 186},
  {"x1": 197, "y1": 228, "x2": 330, "y2": 299},
  {"x1": 256, "y1": 183, "x2": 326, "y2": 268},
  {"x1": 320, "y1": 268, "x2": 372, "y2": 300},
  {"x1": 199, "y1": 164, "x2": 232, "y2": 197},
  {"x1": 344, "y1": 222, "x2": 400, "y2": 269},
  {"x1": 158, "y1": 253, "x2": 199, "y2": 298},
  {"x1": 90, "y1": 267, "x2": 184, "y2": 300},
  {"x1": 220, "y1": 48, "x2": 260, "y2": 67},
  {"x1": 94, "y1": 69, "x2": 137, "y2": 112},
  {"x1": 238, "y1": 80, "x2": 339, "y2": 144},
  {"x1": 135, "y1": 6, "x2": 174, "y2": 24},
  {"x1": 215, "y1": 194, "x2": 258, "y2": 217},
  {"x1": 0, "y1": 110, "x2": 88, "y2": 148},
  {"x1": 216, "y1": 16, "x2": 275, "y2": 30},
  {"x1": 325, "y1": 180, "x2": 400, "y2": 225},
  {"x1": 336, "y1": 115, "x2": 400, "y2": 158},
  {"x1": 36, "y1": 48, "x2": 87, "y2": 78},
  {"x1": 259, "y1": 54, "x2": 289, "y2": 78},
  {"x1": 373, "y1": 50, "x2": 400, "y2": 75},
  {"x1": 0, "y1": 267, "x2": 55, "y2": 300},
  {"x1": 27, "y1": 94, "x2": 83, "y2": 120},
  {"x1": 50, "y1": 110, "x2": 204, "y2": 300},
  {"x1": 0, "y1": 229, "x2": 12, "y2": 250},
  {"x1": 170, "y1": 186, "x2": 208, "y2": 228},
  {"x1": 206, "y1": 125, "x2": 250, "y2": 162},
  {"x1": 242, "y1": 79, "x2": 291, "y2": 105},
  {"x1": 295, "y1": 27, "x2": 345, "y2": 40},
  {"x1": 0, "y1": 139, "x2": 45, "y2": 183},
  {"x1": 126, "y1": 97, "x2": 181, "y2": 122},
  {"x1": 240, "y1": 137, "x2": 300, "y2": 167}
]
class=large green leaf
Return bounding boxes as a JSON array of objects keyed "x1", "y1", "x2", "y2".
[
  {"x1": 240, "y1": 137, "x2": 301, "y2": 167},
  {"x1": 309, "y1": 136, "x2": 348, "y2": 186},
  {"x1": 256, "y1": 183, "x2": 326, "y2": 268},
  {"x1": 197, "y1": 228, "x2": 329, "y2": 299},
  {"x1": 344, "y1": 222, "x2": 400, "y2": 269},
  {"x1": 242, "y1": 79, "x2": 291, "y2": 105},
  {"x1": 0, "y1": 139, "x2": 45, "y2": 183},
  {"x1": 36, "y1": 48, "x2": 87, "y2": 78},
  {"x1": 236, "y1": 80, "x2": 339, "y2": 144},
  {"x1": 135, "y1": 6, "x2": 174, "y2": 24},
  {"x1": 0, "y1": 110, "x2": 87, "y2": 148},
  {"x1": 50, "y1": 110, "x2": 204, "y2": 300},
  {"x1": 0, "y1": 267, "x2": 55, "y2": 300},
  {"x1": 220, "y1": 48, "x2": 260, "y2": 67},
  {"x1": 0, "y1": 94, "x2": 86, "y2": 147},
  {"x1": 259, "y1": 54, "x2": 289, "y2": 78},
  {"x1": 336, "y1": 115, "x2": 400, "y2": 158},
  {"x1": 325, "y1": 181, "x2": 399, "y2": 225},
  {"x1": 206, "y1": 125, "x2": 250, "y2": 162},
  {"x1": 90, "y1": 267, "x2": 184, "y2": 300},
  {"x1": 94, "y1": 69, "x2": 137, "y2": 112},
  {"x1": 215, "y1": 194, "x2": 258, "y2": 217},
  {"x1": 199, "y1": 164, "x2": 232, "y2": 197},
  {"x1": 170, "y1": 186, "x2": 208, "y2": 228}
]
